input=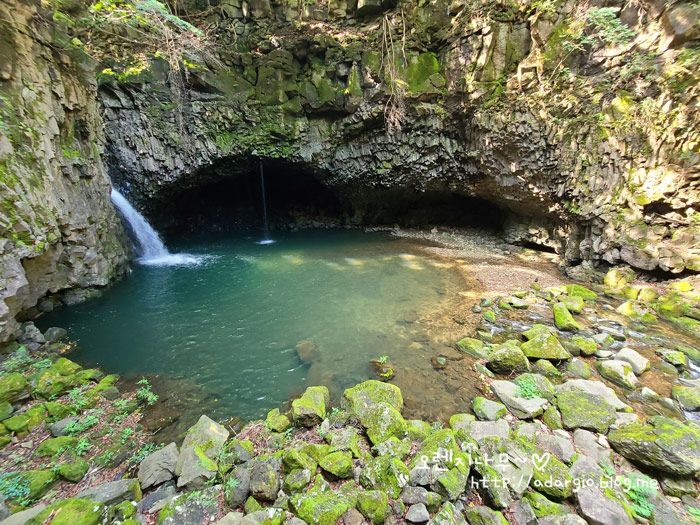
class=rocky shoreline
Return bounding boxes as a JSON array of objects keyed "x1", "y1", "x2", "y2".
[{"x1": 1, "y1": 265, "x2": 699, "y2": 524}]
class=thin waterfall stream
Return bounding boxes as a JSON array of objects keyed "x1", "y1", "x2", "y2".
[
  {"x1": 256, "y1": 160, "x2": 275, "y2": 245},
  {"x1": 110, "y1": 188, "x2": 202, "y2": 266}
]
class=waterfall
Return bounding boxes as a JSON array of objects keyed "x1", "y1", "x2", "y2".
[
  {"x1": 110, "y1": 188, "x2": 200, "y2": 266},
  {"x1": 256, "y1": 160, "x2": 275, "y2": 245}
]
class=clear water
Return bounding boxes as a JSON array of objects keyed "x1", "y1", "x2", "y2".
[{"x1": 38, "y1": 230, "x2": 464, "y2": 422}]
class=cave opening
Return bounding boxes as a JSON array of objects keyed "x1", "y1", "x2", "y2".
[{"x1": 155, "y1": 158, "x2": 507, "y2": 237}]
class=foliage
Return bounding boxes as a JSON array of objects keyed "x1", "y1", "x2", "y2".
[
  {"x1": 1, "y1": 346, "x2": 32, "y2": 373},
  {"x1": 129, "y1": 442, "x2": 159, "y2": 465},
  {"x1": 136, "y1": 377, "x2": 158, "y2": 406},
  {"x1": 586, "y1": 8, "x2": 636, "y2": 46},
  {"x1": 64, "y1": 414, "x2": 99, "y2": 435},
  {"x1": 623, "y1": 474, "x2": 656, "y2": 519},
  {"x1": 0, "y1": 473, "x2": 31, "y2": 507},
  {"x1": 514, "y1": 375, "x2": 542, "y2": 399},
  {"x1": 75, "y1": 437, "x2": 92, "y2": 456},
  {"x1": 120, "y1": 427, "x2": 135, "y2": 444},
  {"x1": 68, "y1": 387, "x2": 90, "y2": 410}
]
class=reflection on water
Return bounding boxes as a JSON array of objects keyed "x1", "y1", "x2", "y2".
[{"x1": 38, "y1": 230, "x2": 466, "y2": 422}]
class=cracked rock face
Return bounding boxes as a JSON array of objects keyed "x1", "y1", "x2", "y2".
[
  {"x1": 0, "y1": 0, "x2": 128, "y2": 342},
  {"x1": 99, "y1": 0, "x2": 699, "y2": 276}
]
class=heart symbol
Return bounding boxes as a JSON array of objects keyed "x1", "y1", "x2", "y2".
[{"x1": 532, "y1": 452, "x2": 551, "y2": 471}]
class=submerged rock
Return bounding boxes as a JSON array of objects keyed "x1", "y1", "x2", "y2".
[
  {"x1": 607, "y1": 416, "x2": 700, "y2": 476},
  {"x1": 295, "y1": 340, "x2": 320, "y2": 364}
]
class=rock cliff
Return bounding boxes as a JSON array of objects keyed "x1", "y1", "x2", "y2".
[{"x1": 0, "y1": 0, "x2": 128, "y2": 342}]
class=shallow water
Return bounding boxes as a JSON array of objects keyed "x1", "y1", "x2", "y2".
[{"x1": 38, "y1": 230, "x2": 465, "y2": 421}]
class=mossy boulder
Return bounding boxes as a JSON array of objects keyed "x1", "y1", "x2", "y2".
[
  {"x1": 565, "y1": 358, "x2": 591, "y2": 379},
  {"x1": 265, "y1": 408, "x2": 291, "y2": 433},
  {"x1": 486, "y1": 344, "x2": 530, "y2": 374},
  {"x1": 343, "y1": 380, "x2": 403, "y2": 415},
  {"x1": 436, "y1": 467, "x2": 467, "y2": 501},
  {"x1": 521, "y1": 332, "x2": 572, "y2": 361},
  {"x1": 359, "y1": 455, "x2": 409, "y2": 498},
  {"x1": 292, "y1": 386, "x2": 329, "y2": 427},
  {"x1": 4, "y1": 413, "x2": 30, "y2": 434},
  {"x1": 472, "y1": 397, "x2": 507, "y2": 421},
  {"x1": 175, "y1": 415, "x2": 229, "y2": 488},
  {"x1": 596, "y1": 360, "x2": 638, "y2": 389},
  {"x1": 283, "y1": 468, "x2": 312, "y2": 493},
  {"x1": 57, "y1": 458, "x2": 89, "y2": 482},
  {"x1": 27, "y1": 498, "x2": 105, "y2": 525},
  {"x1": 0, "y1": 373, "x2": 27, "y2": 403},
  {"x1": 529, "y1": 453, "x2": 573, "y2": 500},
  {"x1": 561, "y1": 295, "x2": 584, "y2": 313},
  {"x1": 672, "y1": 385, "x2": 700, "y2": 411},
  {"x1": 284, "y1": 448, "x2": 317, "y2": 472},
  {"x1": 522, "y1": 491, "x2": 568, "y2": 517},
  {"x1": 36, "y1": 436, "x2": 77, "y2": 457},
  {"x1": 555, "y1": 390, "x2": 616, "y2": 433},
  {"x1": 0, "y1": 400, "x2": 11, "y2": 420},
  {"x1": 607, "y1": 416, "x2": 700, "y2": 476},
  {"x1": 7, "y1": 469, "x2": 56, "y2": 504},
  {"x1": 657, "y1": 349, "x2": 689, "y2": 369},
  {"x1": 290, "y1": 489, "x2": 353, "y2": 525},
  {"x1": 406, "y1": 419, "x2": 432, "y2": 440},
  {"x1": 542, "y1": 406, "x2": 562, "y2": 430},
  {"x1": 463, "y1": 506, "x2": 508, "y2": 525},
  {"x1": 319, "y1": 451, "x2": 353, "y2": 478},
  {"x1": 448, "y1": 413, "x2": 475, "y2": 433},
  {"x1": 430, "y1": 501, "x2": 467, "y2": 525},
  {"x1": 565, "y1": 284, "x2": 598, "y2": 301},
  {"x1": 456, "y1": 337, "x2": 489, "y2": 358},
  {"x1": 531, "y1": 359, "x2": 561, "y2": 379},
  {"x1": 357, "y1": 490, "x2": 389, "y2": 524},
  {"x1": 552, "y1": 303, "x2": 581, "y2": 331},
  {"x1": 567, "y1": 335, "x2": 597, "y2": 356}
]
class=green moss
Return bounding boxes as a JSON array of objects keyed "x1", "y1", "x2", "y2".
[
  {"x1": 552, "y1": 302, "x2": 581, "y2": 331},
  {"x1": 27, "y1": 498, "x2": 105, "y2": 525}
]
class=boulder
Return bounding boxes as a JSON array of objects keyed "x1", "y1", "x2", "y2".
[
  {"x1": 486, "y1": 345, "x2": 530, "y2": 375},
  {"x1": 0, "y1": 373, "x2": 27, "y2": 403},
  {"x1": 249, "y1": 456, "x2": 282, "y2": 501},
  {"x1": 529, "y1": 452, "x2": 573, "y2": 500},
  {"x1": 292, "y1": 386, "x2": 330, "y2": 427},
  {"x1": 672, "y1": 385, "x2": 700, "y2": 411},
  {"x1": 521, "y1": 333, "x2": 571, "y2": 361},
  {"x1": 26, "y1": 498, "x2": 104, "y2": 525},
  {"x1": 463, "y1": 506, "x2": 508, "y2": 525},
  {"x1": 138, "y1": 442, "x2": 179, "y2": 489},
  {"x1": 608, "y1": 416, "x2": 700, "y2": 476},
  {"x1": 552, "y1": 303, "x2": 580, "y2": 331},
  {"x1": 469, "y1": 420, "x2": 510, "y2": 441},
  {"x1": 319, "y1": 451, "x2": 353, "y2": 478},
  {"x1": 77, "y1": 478, "x2": 140, "y2": 505},
  {"x1": 597, "y1": 360, "x2": 639, "y2": 389},
  {"x1": 295, "y1": 340, "x2": 320, "y2": 364},
  {"x1": 615, "y1": 348, "x2": 650, "y2": 374},
  {"x1": 224, "y1": 466, "x2": 251, "y2": 508},
  {"x1": 428, "y1": 502, "x2": 467, "y2": 525},
  {"x1": 555, "y1": 390, "x2": 616, "y2": 433},
  {"x1": 176, "y1": 415, "x2": 229, "y2": 488},
  {"x1": 343, "y1": 380, "x2": 403, "y2": 415},
  {"x1": 576, "y1": 485, "x2": 633, "y2": 525},
  {"x1": 471, "y1": 397, "x2": 507, "y2": 421},
  {"x1": 490, "y1": 380, "x2": 547, "y2": 419},
  {"x1": 406, "y1": 503, "x2": 430, "y2": 523},
  {"x1": 456, "y1": 337, "x2": 489, "y2": 358},
  {"x1": 554, "y1": 379, "x2": 629, "y2": 411}
]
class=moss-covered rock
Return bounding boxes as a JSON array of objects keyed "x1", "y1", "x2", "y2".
[
  {"x1": 284, "y1": 448, "x2": 317, "y2": 472},
  {"x1": 290, "y1": 489, "x2": 353, "y2": 525},
  {"x1": 463, "y1": 506, "x2": 508, "y2": 525},
  {"x1": 671, "y1": 385, "x2": 700, "y2": 411},
  {"x1": 472, "y1": 397, "x2": 507, "y2": 421},
  {"x1": 552, "y1": 303, "x2": 581, "y2": 331},
  {"x1": 36, "y1": 436, "x2": 77, "y2": 457},
  {"x1": 568, "y1": 335, "x2": 597, "y2": 356},
  {"x1": 57, "y1": 458, "x2": 89, "y2": 482},
  {"x1": 265, "y1": 408, "x2": 291, "y2": 433},
  {"x1": 521, "y1": 333, "x2": 571, "y2": 361},
  {"x1": 522, "y1": 491, "x2": 568, "y2": 517},
  {"x1": 359, "y1": 455, "x2": 409, "y2": 498},
  {"x1": 529, "y1": 453, "x2": 573, "y2": 500},
  {"x1": 319, "y1": 450, "x2": 353, "y2": 478},
  {"x1": 542, "y1": 406, "x2": 562, "y2": 430},
  {"x1": 555, "y1": 390, "x2": 616, "y2": 433},
  {"x1": 436, "y1": 467, "x2": 467, "y2": 501},
  {"x1": 0, "y1": 373, "x2": 27, "y2": 403},
  {"x1": 292, "y1": 386, "x2": 329, "y2": 427},
  {"x1": 283, "y1": 468, "x2": 312, "y2": 493},
  {"x1": 456, "y1": 337, "x2": 489, "y2": 358},
  {"x1": 27, "y1": 497, "x2": 105, "y2": 525},
  {"x1": 596, "y1": 360, "x2": 638, "y2": 389},
  {"x1": 565, "y1": 284, "x2": 598, "y2": 301},
  {"x1": 356, "y1": 490, "x2": 388, "y2": 524},
  {"x1": 486, "y1": 344, "x2": 530, "y2": 374},
  {"x1": 607, "y1": 416, "x2": 700, "y2": 476},
  {"x1": 343, "y1": 380, "x2": 403, "y2": 415}
]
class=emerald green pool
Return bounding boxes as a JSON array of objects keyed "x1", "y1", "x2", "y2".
[{"x1": 39, "y1": 231, "x2": 464, "y2": 422}]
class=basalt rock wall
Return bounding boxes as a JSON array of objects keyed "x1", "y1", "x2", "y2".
[
  {"x1": 100, "y1": 0, "x2": 699, "y2": 274},
  {"x1": 0, "y1": 0, "x2": 129, "y2": 342}
]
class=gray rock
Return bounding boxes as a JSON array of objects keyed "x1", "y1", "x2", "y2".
[
  {"x1": 576, "y1": 485, "x2": 633, "y2": 525},
  {"x1": 249, "y1": 456, "x2": 281, "y2": 501},
  {"x1": 490, "y1": 380, "x2": 548, "y2": 419},
  {"x1": 507, "y1": 500, "x2": 536, "y2": 525},
  {"x1": 241, "y1": 509, "x2": 286, "y2": 525},
  {"x1": 77, "y1": 478, "x2": 140, "y2": 505},
  {"x1": 572, "y1": 429, "x2": 611, "y2": 464},
  {"x1": 554, "y1": 379, "x2": 629, "y2": 410},
  {"x1": 611, "y1": 412, "x2": 638, "y2": 429},
  {"x1": 138, "y1": 442, "x2": 178, "y2": 489},
  {"x1": 48, "y1": 416, "x2": 79, "y2": 437},
  {"x1": 469, "y1": 419, "x2": 510, "y2": 441},
  {"x1": 597, "y1": 360, "x2": 639, "y2": 389},
  {"x1": 0, "y1": 504, "x2": 46, "y2": 525},
  {"x1": 158, "y1": 487, "x2": 220, "y2": 525},
  {"x1": 569, "y1": 456, "x2": 604, "y2": 483},
  {"x1": 342, "y1": 508, "x2": 365, "y2": 525},
  {"x1": 428, "y1": 502, "x2": 467, "y2": 525},
  {"x1": 224, "y1": 466, "x2": 251, "y2": 508},
  {"x1": 176, "y1": 415, "x2": 229, "y2": 488},
  {"x1": 536, "y1": 432, "x2": 575, "y2": 463},
  {"x1": 0, "y1": 499, "x2": 7, "y2": 522},
  {"x1": 538, "y1": 515, "x2": 587, "y2": 525},
  {"x1": 472, "y1": 397, "x2": 507, "y2": 421},
  {"x1": 463, "y1": 505, "x2": 508, "y2": 525},
  {"x1": 615, "y1": 348, "x2": 650, "y2": 374},
  {"x1": 216, "y1": 512, "x2": 244, "y2": 525},
  {"x1": 42, "y1": 327, "x2": 67, "y2": 343},
  {"x1": 137, "y1": 481, "x2": 176, "y2": 513},
  {"x1": 406, "y1": 503, "x2": 430, "y2": 523}
]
